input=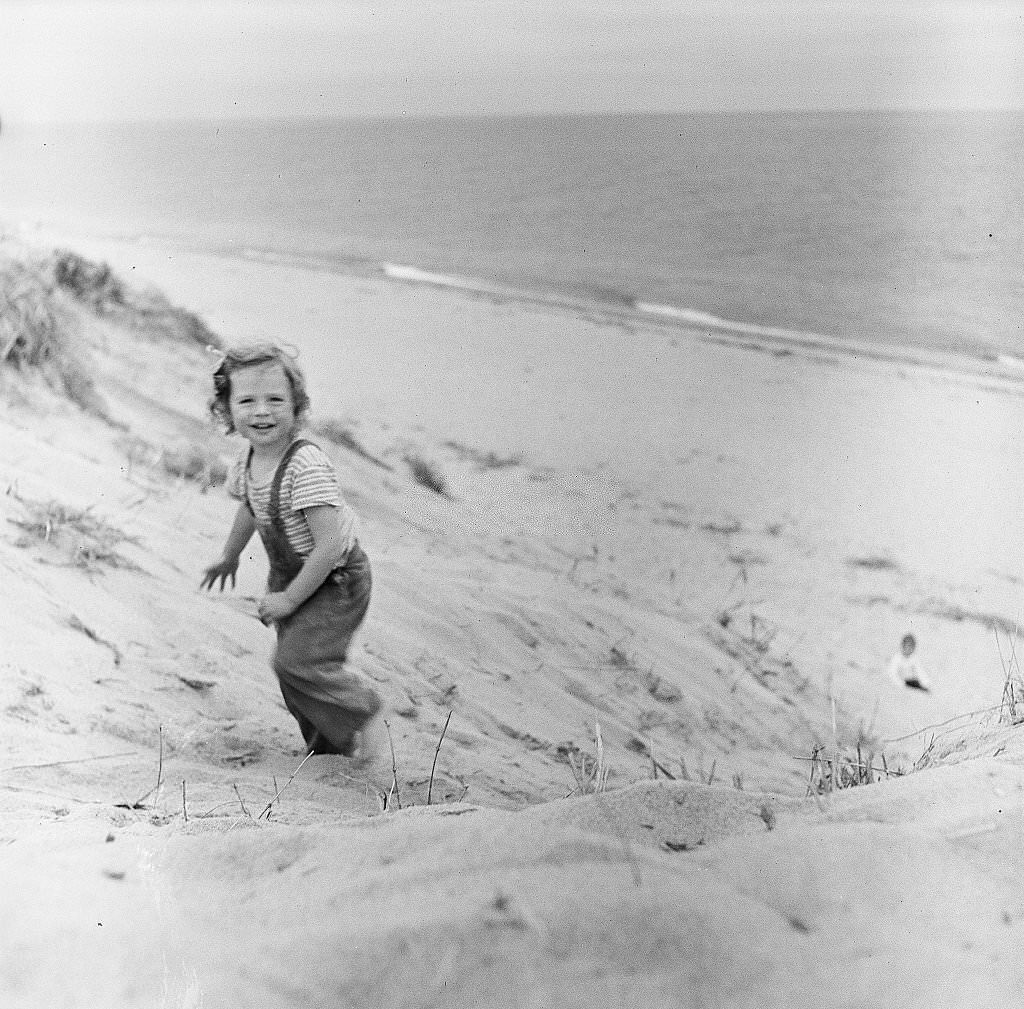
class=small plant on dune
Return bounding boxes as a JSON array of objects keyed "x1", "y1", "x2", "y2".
[
  {"x1": 8, "y1": 493, "x2": 138, "y2": 571},
  {"x1": 742, "y1": 611, "x2": 778, "y2": 654},
  {"x1": 715, "y1": 598, "x2": 780, "y2": 655},
  {"x1": 566, "y1": 722, "x2": 611, "y2": 796},
  {"x1": 608, "y1": 642, "x2": 637, "y2": 671},
  {"x1": 677, "y1": 754, "x2": 717, "y2": 786},
  {"x1": 804, "y1": 740, "x2": 897, "y2": 795},
  {"x1": 404, "y1": 451, "x2": 452, "y2": 498},
  {"x1": 159, "y1": 443, "x2": 228, "y2": 489},
  {"x1": 115, "y1": 435, "x2": 227, "y2": 489}
]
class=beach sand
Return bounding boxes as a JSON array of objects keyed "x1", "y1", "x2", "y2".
[{"x1": 2, "y1": 227, "x2": 1024, "y2": 1006}]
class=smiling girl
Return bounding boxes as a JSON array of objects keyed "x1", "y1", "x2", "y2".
[{"x1": 202, "y1": 344, "x2": 380, "y2": 757}]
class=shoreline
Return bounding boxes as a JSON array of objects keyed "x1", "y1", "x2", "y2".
[{"x1": 8, "y1": 216, "x2": 1023, "y2": 391}]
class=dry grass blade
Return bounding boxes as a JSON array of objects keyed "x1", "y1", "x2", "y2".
[
  {"x1": 427, "y1": 710, "x2": 452, "y2": 806},
  {"x1": 0, "y1": 751, "x2": 136, "y2": 773},
  {"x1": 258, "y1": 749, "x2": 315, "y2": 820},
  {"x1": 914, "y1": 734, "x2": 938, "y2": 772},
  {"x1": 383, "y1": 719, "x2": 402, "y2": 810},
  {"x1": 595, "y1": 722, "x2": 610, "y2": 792},
  {"x1": 116, "y1": 725, "x2": 163, "y2": 810},
  {"x1": 232, "y1": 783, "x2": 251, "y2": 818}
]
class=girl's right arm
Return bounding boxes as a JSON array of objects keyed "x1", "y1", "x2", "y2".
[{"x1": 201, "y1": 503, "x2": 256, "y2": 591}]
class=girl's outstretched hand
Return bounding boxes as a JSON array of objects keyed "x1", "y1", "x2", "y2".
[{"x1": 201, "y1": 557, "x2": 239, "y2": 591}]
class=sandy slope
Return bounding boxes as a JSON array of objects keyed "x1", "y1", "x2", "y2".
[{"x1": 2, "y1": 233, "x2": 1024, "y2": 1007}]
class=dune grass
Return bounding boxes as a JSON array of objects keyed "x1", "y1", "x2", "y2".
[
  {"x1": 804, "y1": 742, "x2": 896, "y2": 794},
  {"x1": 51, "y1": 249, "x2": 219, "y2": 348},
  {"x1": 994, "y1": 625, "x2": 1024, "y2": 726},
  {"x1": 159, "y1": 443, "x2": 228, "y2": 489},
  {"x1": 3, "y1": 249, "x2": 221, "y2": 418},
  {"x1": 0, "y1": 258, "x2": 106, "y2": 415},
  {"x1": 566, "y1": 722, "x2": 611, "y2": 796},
  {"x1": 1, "y1": 261, "x2": 63, "y2": 367},
  {"x1": 8, "y1": 493, "x2": 138, "y2": 571},
  {"x1": 404, "y1": 451, "x2": 453, "y2": 498},
  {"x1": 443, "y1": 439, "x2": 523, "y2": 470},
  {"x1": 314, "y1": 418, "x2": 393, "y2": 470}
]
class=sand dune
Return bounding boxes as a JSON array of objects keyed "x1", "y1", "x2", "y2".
[{"x1": 2, "y1": 233, "x2": 1024, "y2": 1006}]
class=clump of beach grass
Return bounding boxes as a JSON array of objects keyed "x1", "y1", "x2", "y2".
[
  {"x1": 160, "y1": 443, "x2": 228, "y2": 489},
  {"x1": 1, "y1": 261, "x2": 64, "y2": 367},
  {"x1": 0, "y1": 258, "x2": 106, "y2": 415},
  {"x1": 566, "y1": 722, "x2": 611, "y2": 796},
  {"x1": 803, "y1": 740, "x2": 898, "y2": 795},
  {"x1": 404, "y1": 451, "x2": 452, "y2": 498},
  {"x1": 51, "y1": 251, "x2": 127, "y2": 310},
  {"x1": 8, "y1": 493, "x2": 138, "y2": 571},
  {"x1": 443, "y1": 439, "x2": 523, "y2": 470},
  {"x1": 50, "y1": 249, "x2": 220, "y2": 348},
  {"x1": 994, "y1": 625, "x2": 1024, "y2": 726},
  {"x1": 314, "y1": 418, "x2": 393, "y2": 470},
  {"x1": 3, "y1": 248, "x2": 219, "y2": 417},
  {"x1": 115, "y1": 435, "x2": 227, "y2": 489},
  {"x1": 676, "y1": 754, "x2": 717, "y2": 786}
]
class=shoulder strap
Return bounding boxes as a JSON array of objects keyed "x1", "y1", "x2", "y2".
[
  {"x1": 268, "y1": 439, "x2": 315, "y2": 524},
  {"x1": 240, "y1": 446, "x2": 255, "y2": 514}
]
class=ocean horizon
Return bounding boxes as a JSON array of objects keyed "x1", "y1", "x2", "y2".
[{"x1": 2, "y1": 108, "x2": 1022, "y2": 363}]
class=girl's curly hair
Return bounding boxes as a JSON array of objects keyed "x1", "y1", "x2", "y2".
[{"x1": 209, "y1": 343, "x2": 311, "y2": 434}]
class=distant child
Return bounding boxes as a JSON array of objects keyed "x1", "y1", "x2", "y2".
[
  {"x1": 201, "y1": 343, "x2": 380, "y2": 756},
  {"x1": 887, "y1": 633, "x2": 931, "y2": 692}
]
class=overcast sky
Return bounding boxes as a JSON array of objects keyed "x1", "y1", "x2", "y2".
[{"x1": 1, "y1": 1, "x2": 1022, "y2": 123}]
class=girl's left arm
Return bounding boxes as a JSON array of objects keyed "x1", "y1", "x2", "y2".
[{"x1": 257, "y1": 506, "x2": 346, "y2": 623}]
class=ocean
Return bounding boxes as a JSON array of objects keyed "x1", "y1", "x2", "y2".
[{"x1": 1, "y1": 109, "x2": 1022, "y2": 361}]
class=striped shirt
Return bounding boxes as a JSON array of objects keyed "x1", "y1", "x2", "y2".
[{"x1": 227, "y1": 440, "x2": 357, "y2": 559}]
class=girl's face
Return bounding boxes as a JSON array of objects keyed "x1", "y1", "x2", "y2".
[{"x1": 228, "y1": 362, "x2": 297, "y2": 455}]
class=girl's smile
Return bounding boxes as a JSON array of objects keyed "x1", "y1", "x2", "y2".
[{"x1": 228, "y1": 362, "x2": 298, "y2": 458}]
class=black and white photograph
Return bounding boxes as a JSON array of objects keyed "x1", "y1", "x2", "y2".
[{"x1": 1, "y1": 2, "x2": 1023, "y2": 1005}]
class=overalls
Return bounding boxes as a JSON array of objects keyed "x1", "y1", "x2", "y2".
[{"x1": 257, "y1": 439, "x2": 380, "y2": 756}]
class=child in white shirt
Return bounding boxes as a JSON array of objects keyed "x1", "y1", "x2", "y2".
[{"x1": 887, "y1": 633, "x2": 930, "y2": 692}]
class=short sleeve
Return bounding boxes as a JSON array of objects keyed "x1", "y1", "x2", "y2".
[
  {"x1": 225, "y1": 448, "x2": 248, "y2": 501},
  {"x1": 285, "y1": 444, "x2": 341, "y2": 513}
]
